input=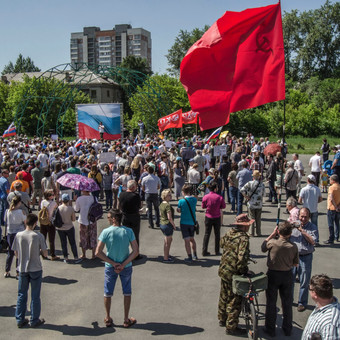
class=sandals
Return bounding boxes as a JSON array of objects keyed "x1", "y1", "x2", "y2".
[
  {"x1": 4, "y1": 272, "x2": 10, "y2": 278},
  {"x1": 104, "y1": 317, "x2": 114, "y2": 327},
  {"x1": 123, "y1": 317, "x2": 136, "y2": 328}
]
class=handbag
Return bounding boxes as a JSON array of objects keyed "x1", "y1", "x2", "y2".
[
  {"x1": 184, "y1": 198, "x2": 199, "y2": 235},
  {"x1": 232, "y1": 272, "x2": 268, "y2": 296}
]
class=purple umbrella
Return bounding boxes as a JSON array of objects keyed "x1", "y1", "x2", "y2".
[{"x1": 56, "y1": 174, "x2": 100, "y2": 192}]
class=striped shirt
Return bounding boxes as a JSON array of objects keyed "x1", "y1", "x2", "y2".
[{"x1": 302, "y1": 297, "x2": 340, "y2": 340}]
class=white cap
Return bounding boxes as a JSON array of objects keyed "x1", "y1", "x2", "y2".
[{"x1": 307, "y1": 174, "x2": 316, "y2": 183}]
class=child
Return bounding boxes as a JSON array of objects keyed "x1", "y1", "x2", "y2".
[{"x1": 321, "y1": 169, "x2": 329, "y2": 193}]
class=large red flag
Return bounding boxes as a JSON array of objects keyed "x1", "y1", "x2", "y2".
[
  {"x1": 180, "y1": 2, "x2": 285, "y2": 130},
  {"x1": 157, "y1": 109, "x2": 183, "y2": 132},
  {"x1": 182, "y1": 110, "x2": 198, "y2": 125}
]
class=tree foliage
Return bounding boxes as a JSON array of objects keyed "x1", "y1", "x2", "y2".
[
  {"x1": 120, "y1": 55, "x2": 152, "y2": 77},
  {"x1": 2, "y1": 54, "x2": 41, "y2": 75},
  {"x1": 166, "y1": 26, "x2": 209, "y2": 77},
  {"x1": 283, "y1": 0, "x2": 340, "y2": 80},
  {"x1": 0, "y1": 76, "x2": 90, "y2": 136}
]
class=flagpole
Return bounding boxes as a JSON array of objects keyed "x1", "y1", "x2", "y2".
[{"x1": 277, "y1": 99, "x2": 286, "y2": 224}]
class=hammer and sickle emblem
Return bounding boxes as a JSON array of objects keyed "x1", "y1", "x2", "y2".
[{"x1": 256, "y1": 33, "x2": 273, "y2": 54}]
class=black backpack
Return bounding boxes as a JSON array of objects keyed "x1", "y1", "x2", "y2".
[
  {"x1": 51, "y1": 207, "x2": 63, "y2": 229},
  {"x1": 88, "y1": 196, "x2": 103, "y2": 223}
]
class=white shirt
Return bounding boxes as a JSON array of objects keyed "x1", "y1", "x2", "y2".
[
  {"x1": 294, "y1": 159, "x2": 304, "y2": 177},
  {"x1": 309, "y1": 155, "x2": 322, "y2": 172},
  {"x1": 75, "y1": 195, "x2": 95, "y2": 226},
  {"x1": 37, "y1": 153, "x2": 49, "y2": 168}
]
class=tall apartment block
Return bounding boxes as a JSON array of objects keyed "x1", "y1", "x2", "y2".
[{"x1": 70, "y1": 24, "x2": 152, "y2": 69}]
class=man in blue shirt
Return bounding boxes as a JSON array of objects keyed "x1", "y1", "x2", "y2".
[
  {"x1": 96, "y1": 209, "x2": 139, "y2": 328},
  {"x1": 331, "y1": 145, "x2": 340, "y2": 179},
  {"x1": 0, "y1": 169, "x2": 10, "y2": 244},
  {"x1": 290, "y1": 207, "x2": 317, "y2": 312},
  {"x1": 177, "y1": 184, "x2": 198, "y2": 262},
  {"x1": 236, "y1": 161, "x2": 252, "y2": 215}
]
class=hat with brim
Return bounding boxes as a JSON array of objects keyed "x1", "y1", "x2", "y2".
[{"x1": 234, "y1": 213, "x2": 255, "y2": 226}]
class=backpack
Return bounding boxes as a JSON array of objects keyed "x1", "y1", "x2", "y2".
[
  {"x1": 51, "y1": 207, "x2": 63, "y2": 229},
  {"x1": 88, "y1": 196, "x2": 103, "y2": 223},
  {"x1": 38, "y1": 206, "x2": 50, "y2": 225}
]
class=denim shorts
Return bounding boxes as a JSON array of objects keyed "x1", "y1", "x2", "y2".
[
  {"x1": 160, "y1": 223, "x2": 174, "y2": 236},
  {"x1": 180, "y1": 224, "x2": 195, "y2": 239},
  {"x1": 104, "y1": 265, "x2": 132, "y2": 297}
]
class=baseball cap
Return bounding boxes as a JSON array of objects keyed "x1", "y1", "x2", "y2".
[
  {"x1": 307, "y1": 174, "x2": 316, "y2": 183},
  {"x1": 62, "y1": 193, "x2": 70, "y2": 201}
]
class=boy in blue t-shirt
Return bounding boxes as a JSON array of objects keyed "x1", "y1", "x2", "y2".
[
  {"x1": 177, "y1": 184, "x2": 198, "y2": 262},
  {"x1": 96, "y1": 210, "x2": 139, "y2": 328}
]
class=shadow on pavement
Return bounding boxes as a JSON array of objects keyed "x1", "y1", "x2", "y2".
[
  {"x1": 80, "y1": 258, "x2": 105, "y2": 269},
  {"x1": 41, "y1": 321, "x2": 115, "y2": 336},
  {"x1": 128, "y1": 322, "x2": 204, "y2": 335},
  {"x1": 42, "y1": 276, "x2": 77, "y2": 285},
  {"x1": 332, "y1": 278, "x2": 340, "y2": 289},
  {"x1": 0, "y1": 305, "x2": 15, "y2": 317},
  {"x1": 144, "y1": 256, "x2": 220, "y2": 267}
]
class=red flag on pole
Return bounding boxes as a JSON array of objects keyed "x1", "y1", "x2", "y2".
[
  {"x1": 182, "y1": 110, "x2": 198, "y2": 125},
  {"x1": 180, "y1": 2, "x2": 285, "y2": 131},
  {"x1": 157, "y1": 109, "x2": 183, "y2": 132}
]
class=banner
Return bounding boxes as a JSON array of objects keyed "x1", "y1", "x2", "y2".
[
  {"x1": 182, "y1": 110, "x2": 198, "y2": 125},
  {"x1": 157, "y1": 109, "x2": 183, "y2": 132},
  {"x1": 180, "y1": 3, "x2": 285, "y2": 130},
  {"x1": 77, "y1": 104, "x2": 122, "y2": 140}
]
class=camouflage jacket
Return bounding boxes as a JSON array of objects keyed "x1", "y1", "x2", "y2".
[{"x1": 218, "y1": 228, "x2": 250, "y2": 281}]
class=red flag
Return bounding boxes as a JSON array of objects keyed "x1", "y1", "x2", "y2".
[
  {"x1": 180, "y1": 2, "x2": 285, "y2": 130},
  {"x1": 182, "y1": 110, "x2": 198, "y2": 125},
  {"x1": 157, "y1": 109, "x2": 183, "y2": 132}
]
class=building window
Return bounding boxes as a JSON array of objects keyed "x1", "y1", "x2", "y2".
[
  {"x1": 91, "y1": 90, "x2": 96, "y2": 99},
  {"x1": 134, "y1": 34, "x2": 141, "y2": 39}
]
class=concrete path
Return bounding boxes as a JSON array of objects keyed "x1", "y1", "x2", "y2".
[{"x1": 0, "y1": 154, "x2": 339, "y2": 340}]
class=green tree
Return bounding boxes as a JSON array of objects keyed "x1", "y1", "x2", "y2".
[
  {"x1": 166, "y1": 26, "x2": 209, "y2": 77},
  {"x1": 283, "y1": 1, "x2": 340, "y2": 80},
  {"x1": 120, "y1": 56, "x2": 152, "y2": 76},
  {"x1": 2, "y1": 54, "x2": 41, "y2": 75},
  {"x1": 128, "y1": 74, "x2": 190, "y2": 132}
]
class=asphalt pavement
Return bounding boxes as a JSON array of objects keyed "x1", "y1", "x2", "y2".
[{"x1": 0, "y1": 154, "x2": 339, "y2": 340}]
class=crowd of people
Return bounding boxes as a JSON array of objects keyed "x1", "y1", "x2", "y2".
[{"x1": 0, "y1": 132, "x2": 339, "y2": 337}]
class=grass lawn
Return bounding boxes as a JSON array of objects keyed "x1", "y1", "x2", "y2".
[{"x1": 268, "y1": 135, "x2": 339, "y2": 155}]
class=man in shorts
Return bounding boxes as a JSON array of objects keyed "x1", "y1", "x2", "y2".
[
  {"x1": 96, "y1": 209, "x2": 139, "y2": 328},
  {"x1": 177, "y1": 184, "x2": 198, "y2": 262}
]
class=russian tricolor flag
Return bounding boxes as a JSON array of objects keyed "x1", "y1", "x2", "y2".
[
  {"x1": 206, "y1": 126, "x2": 222, "y2": 143},
  {"x1": 75, "y1": 139, "x2": 82, "y2": 148},
  {"x1": 2, "y1": 122, "x2": 16, "y2": 138}
]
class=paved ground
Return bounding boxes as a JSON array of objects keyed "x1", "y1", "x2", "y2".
[{"x1": 0, "y1": 154, "x2": 339, "y2": 340}]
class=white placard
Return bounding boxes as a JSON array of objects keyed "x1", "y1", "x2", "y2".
[
  {"x1": 219, "y1": 145, "x2": 227, "y2": 156},
  {"x1": 51, "y1": 134, "x2": 58, "y2": 141},
  {"x1": 98, "y1": 152, "x2": 115, "y2": 163},
  {"x1": 214, "y1": 146, "x2": 220, "y2": 157},
  {"x1": 164, "y1": 140, "x2": 174, "y2": 149}
]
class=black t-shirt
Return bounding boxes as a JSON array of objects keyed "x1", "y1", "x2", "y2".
[
  {"x1": 119, "y1": 191, "x2": 141, "y2": 215},
  {"x1": 56, "y1": 171, "x2": 68, "y2": 191}
]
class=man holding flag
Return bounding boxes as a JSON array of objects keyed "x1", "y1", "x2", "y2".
[{"x1": 2, "y1": 123, "x2": 16, "y2": 138}]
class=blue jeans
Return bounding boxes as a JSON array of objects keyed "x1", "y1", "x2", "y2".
[
  {"x1": 327, "y1": 210, "x2": 340, "y2": 242},
  {"x1": 237, "y1": 190, "x2": 244, "y2": 216},
  {"x1": 16, "y1": 270, "x2": 43, "y2": 325},
  {"x1": 0, "y1": 198, "x2": 8, "y2": 227},
  {"x1": 57, "y1": 227, "x2": 78, "y2": 258},
  {"x1": 229, "y1": 186, "x2": 238, "y2": 212},
  {"x1": 104, "y1": 266, "x2": 132, "y2": 297},
  {"x1": 310, "y1": 212, "x2": 319, "y2": 242},
  {"x1": 223, "y1": 179, "x2": 230, "y2": 203},
  {"x1": 159, "y1": 176, "x2": 169, "y2": 196},
  {"x1": 268, "y1": 180, "x2": 277, "y2": 203},
  {"x1": 6, "y1": 233, "x2": 19, "y2": 272},
  {"x1": 145, "y1": 193, "x2": 160, "y2": 228},
  {"x1": 292, "y1": 253, "x2": 313, "y2": 307}
]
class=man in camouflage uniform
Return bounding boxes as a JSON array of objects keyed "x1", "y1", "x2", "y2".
[{"x1": 218, "y1": 213, "x2": 253, "y2": 335}]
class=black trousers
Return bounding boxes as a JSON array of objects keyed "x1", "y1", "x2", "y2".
[
  {"x1": 202, "y1": 216, "x2": 221, "y2": 254},
  {"x1": 265, "y1": 269, "x2": 293, "y2": 334},
  {"x1": 122, "y1": 213, "x2": 141, "y2": 246}
]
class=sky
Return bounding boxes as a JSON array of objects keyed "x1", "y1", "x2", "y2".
[{"x1": 0, "y1": 0, "x2": 329, "y2": 75}]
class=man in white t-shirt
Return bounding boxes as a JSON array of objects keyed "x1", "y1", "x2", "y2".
[
  {"x1": 37, "y1": 149, "x2": 49, "y2": 170},
  {"x1": 293, "y1": 153, "x2": 305, "y2": 195},
  {"x1": 309, "y1": 152, "x2": 322, "y2": 187}
]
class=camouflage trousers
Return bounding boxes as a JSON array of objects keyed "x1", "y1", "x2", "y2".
[{"x1": 218, "y1": 278, "x2": 242, "y2": 331}]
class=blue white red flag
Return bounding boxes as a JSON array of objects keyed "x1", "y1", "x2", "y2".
[
  {"x1": 75, "y1": 139, "x2": 82, "y2": 148},
  {"x1": 2, "y1": 122, "x2": 16, "y2": 138},
  {"x1": 206, "y1": 126, "x2": 222, "y2": 143}
]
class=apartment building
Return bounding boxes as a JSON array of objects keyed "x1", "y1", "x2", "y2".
[{"x1": 70, "y1": 25, "x2": 152, "y2": 68}]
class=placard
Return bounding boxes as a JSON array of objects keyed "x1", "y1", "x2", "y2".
[{"x1": 98, "y1": 152, "x2": 115, "y2": 163}]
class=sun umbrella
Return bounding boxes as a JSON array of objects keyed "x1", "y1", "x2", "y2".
[
  {"x1": 263, "y1": 143, "x2": 282, "y2": 156},
  {"x1": 56, "y1": 174, "x2": 100, "y2": 192}
]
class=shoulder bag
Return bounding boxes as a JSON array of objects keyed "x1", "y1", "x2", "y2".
[{"x1": 184, "y1": 198, "x2": 199, "y2": 235}]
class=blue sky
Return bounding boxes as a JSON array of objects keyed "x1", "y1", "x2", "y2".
[{"x1": 0, "y1": 0, "x2": 329, "y2": 74}]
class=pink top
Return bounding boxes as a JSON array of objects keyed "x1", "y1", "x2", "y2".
[
  {"x1": 288, "y1": 206, "x2": 300, "y2": 223},
  {"x1": 202, "y1": 191, "x2": 226, "y2": 218}
]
